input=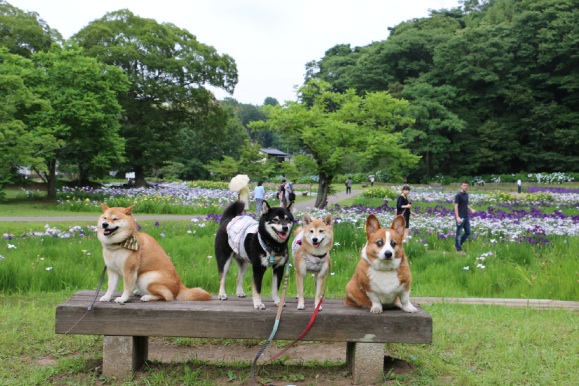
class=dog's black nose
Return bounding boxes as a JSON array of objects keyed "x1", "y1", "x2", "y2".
[
  {"x1": 312, "y1": 238, "x2": 318, "y2": 243},
  {"x1": 102, "y1": 222, "x2": 109, "y2": 229},
  {"x1": 282, "y1": 226, "x2": 288, "y2": 232},
  {"x1": 384, "y1": 251, "x2": 393, "y2": 260}
]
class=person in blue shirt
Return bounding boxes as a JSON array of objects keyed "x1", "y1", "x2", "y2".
[
  {"x1": 253, "y1": 181, "x2": 265, "y2": 215},
  {"x1": 454, "y1": 181, "x2": 476, "y2": 254}
]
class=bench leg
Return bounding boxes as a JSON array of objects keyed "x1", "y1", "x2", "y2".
[
  {"x1": 102, "y1": 336, "x2": 148, "y2": 378},
  {"x1": 346, "y1": 342, "x2": 384, "y2": 384}
]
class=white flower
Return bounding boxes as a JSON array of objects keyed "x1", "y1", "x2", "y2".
[
  {"x1": 8, "y1": 244, "x2": 16, "y2": 249},
  {"x1": 477, "y1": 263, "x2": 486, "y2": 269},
  {"x1": 463, "y1": 266, "x2": 470, "y2": 270},
  {"x1": 160, "y1": 233, "x2": 166, "y2": 238},
  {"x1": 0, "y1": 255, "x2": 5, "y2": 260},
  {"x1": 46, "y1": 267, "x2": 53, "y2": 271},
  {"x1": 191, "y1": 218, "x2": 199, "y2": 222},
  {"x1": 187, "y1": 230, "x2": 192, "y2": 234},
  {"x1": 331, "y1": 272, "x2": 335, "y2": 276},
  {"x1": 334, "y1": 242, "x2": 341, "y2": 246},
  {"x1": 207, "y1": 255, "x2": 212, "y2": 259}
]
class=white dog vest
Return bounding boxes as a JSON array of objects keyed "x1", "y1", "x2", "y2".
[{"x1": 227, "y1": 216, "x2": 259, "y2": 262}]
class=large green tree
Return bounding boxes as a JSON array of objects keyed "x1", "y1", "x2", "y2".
[
  {"x1": 73, "y1": 10, "x2": 238, "y2": 185},
  {"x1": 0, "y1": 0, "x2": 60, "y2": 57},
  {"x1": 0, "y1": 47, "x2": 56, "y2": 197},
  {"x1": 25, "y1": 43, "x2": 129, "y2": 198},
  {"x1": 252, "y1": 80, "x2": 419, "y2": 208}
]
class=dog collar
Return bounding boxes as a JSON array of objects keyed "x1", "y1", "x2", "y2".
[
  {"x1": 115, "y1": 234, "x2": 139, "y2": 251},
  {"x1": 310, "y1": 252, "x2": 328, "y2": 258},
  {"x1": 257, "y1": 233, "x2": 275, "y2": 266}
]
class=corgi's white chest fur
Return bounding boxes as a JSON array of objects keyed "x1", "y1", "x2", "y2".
[{"x1": 366, "y1": 267, "x2": 405, "y2": 304}]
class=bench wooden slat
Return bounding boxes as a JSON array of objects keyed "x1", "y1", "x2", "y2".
[{"x1": 56, "y1": 290, "x2": 432, "y2": 344}]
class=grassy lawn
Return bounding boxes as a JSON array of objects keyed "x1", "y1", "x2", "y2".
[{"x1": 1, "y1": 182, "x2": 577, "y2": 384}]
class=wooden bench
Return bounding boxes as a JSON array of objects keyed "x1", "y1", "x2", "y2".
[{"x1": 56, "y1": 291, "x2": 432, "y2": 384}]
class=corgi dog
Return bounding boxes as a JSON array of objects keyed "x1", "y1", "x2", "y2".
[
  {"x1": 97, "y1": 204, "x2": 211, "y2": 303},
  {"x1": 345, "y1": 214, "x2": 417, "y2": 313},
  {"x1": 291, "y1": 213, "x2": 333, "y2": 310}
]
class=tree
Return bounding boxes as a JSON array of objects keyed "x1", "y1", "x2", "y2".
[
  {"x1": 73, "y1": 9, "x2": 238, "y2": 185},
  {"x1": 27, "y1": 43, "x2": 129, "y2": 198},
  {"x1": 0, "y1": 0, "x2": 61, "y2": 57},
  {"x1": 252, "y1": 79, "x2": 419, "y2": 208},
  {"x1": 0, "y1": 48, "x2": 56, "y2": 197}
]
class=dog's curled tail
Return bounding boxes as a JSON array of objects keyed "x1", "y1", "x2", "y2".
[
  {"x1": 220, "y1": 201, "x2": 245, "y2": 225},
  {"x1": 176, "y1": 285, "x2": 212, "y2": 301}
]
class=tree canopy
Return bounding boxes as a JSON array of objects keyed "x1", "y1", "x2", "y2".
[
  {"x1": 73, "y1": 9, "x2": 238, "y2": 185},
  {"x1": 252, "y1": 79, "x2": 419, "y2": 207}
]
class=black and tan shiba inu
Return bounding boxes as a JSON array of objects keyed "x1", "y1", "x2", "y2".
[{"x1": 215, "y1": 200, "x2": 294, "y2": 310}]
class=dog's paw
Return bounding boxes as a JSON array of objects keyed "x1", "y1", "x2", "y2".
[
  {"x1": 370, "y1": 305, "x2": 383, "y2": 313},
  {"x1": 297, "y1": 303, "x2": 305, "y2": 310},
  {"x1": 217, "y1": 294, "x2": 228, "y2": 300},
  {"x1": 254, "y1": 303, "x2": 266, "y2": 310},
  {"x1": 114, "y1": 296, "x2": 128, "y2": 304},
  {"x1": 99, "y1": 295, "x2": 111, "y2": 302},
  {"x1": 401, "y1": 303, "x2": 418, "y2": 313},
  {"x1": 140, "y1": 295, "x2": 154, "y2": 302},
  {"x1": 236, "y1": 292, "x2": 246, "y2": 298},
  {"x1": 133, "y1": 289, "x2": 142, "y2": 296}
]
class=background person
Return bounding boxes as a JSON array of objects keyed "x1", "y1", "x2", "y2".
[
  {"x1": 284, "y1": 179, "x2": 295, "y2": 209},
  {"x1": 454, "y1": 181, "x2": 476, "y2": 254},
  {"x1": 345, "y1": 177, "x2": 352, "y2": 194},
  {"x1": 517, "y1": 179, "x2": 522, "y2": 194},
  {"x1": 396, "y1": 185, "x2": 415, "y2": 241},
  {"x1": 278, "y1": 179, "x2": 286, "y2": 207},
  {"x1": 253, "y1": 181, "x2": 265, "y2": 215}
]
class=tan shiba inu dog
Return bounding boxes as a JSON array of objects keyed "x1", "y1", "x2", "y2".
[
  {"x1": 97, "y1": 204, "x2": 211, "y2": 303},
  {"x1": 345, "y1": 214, "x2": 417, "y2": 313},
  {"x1": 291, "y1": 213, "x2": 333, "y2": 310}
]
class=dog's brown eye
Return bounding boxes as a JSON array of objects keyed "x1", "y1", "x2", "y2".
[
  {"x1": 376, "y1": 240, "x2": 383, "y2": 247},
  {"x1": 391, "y1": 241, "x2": 397, "y2": 247}
]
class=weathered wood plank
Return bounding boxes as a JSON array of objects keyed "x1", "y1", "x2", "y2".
[{"x1": 56, "y1": 291, "x2": 432, "y2": 344}]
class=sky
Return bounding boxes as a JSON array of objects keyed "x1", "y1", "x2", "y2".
[{"x1": 8, "y1": 0, "x2": 461, "y2": 105}]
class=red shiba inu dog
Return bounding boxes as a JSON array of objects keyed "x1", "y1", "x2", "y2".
[
  {"x1": 97, "y1": 204, "x2": 211, "y2": 303},
  {"x1": 291, "y1": 213, "x2": 333, "y2": 310},
  {"x1": 345, "y1": 214, "x2": 417, "y2": 313}
]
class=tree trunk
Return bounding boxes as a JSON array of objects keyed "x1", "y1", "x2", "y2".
[
  {"x1": 133, "y1": 165, "x2": 147, "y2": 187},
  {"x1": 78, "y1": 165, "x2": 90, "y2": 186},
  {"x1": 46, "y1": 159, "x2": 57, "y2": 200},
  {"x1": 314, "y1": 172, "x2": 332, "y2": 208}
]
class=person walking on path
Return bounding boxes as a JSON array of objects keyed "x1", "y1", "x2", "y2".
[
  {"x1": 454, "y1": 181, "x2": 476, "y2": 254},
  {"x1": 278, "y1": 179, "x2": 286, "y2": 208},
  {"x1": 396, "y1": 185, "x2": 415, "y2": 242},
  {"x1": 517, "y1": 179, "x2": 522, "y2": 194},
  {"x1": 253, "y1": 181, "x2": 265, "y2": 215},
  {"x1": 345, "y1": 177, "x2": 352, "y2": 194},
  {"x1": 284, "y1": 179, "x2": 295, "y2": 210}
]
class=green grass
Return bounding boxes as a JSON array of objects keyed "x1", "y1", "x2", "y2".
[
  {"x1": 1, "y1": 293, "x2": 577, "y2": 385},
  {"x1": 1, "y1": 184, "x2": 578, "y2": 384}
]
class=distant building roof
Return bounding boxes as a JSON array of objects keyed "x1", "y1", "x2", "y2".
[{"x1": 260, "y1": 148, "x2": 289, "y2": 157}]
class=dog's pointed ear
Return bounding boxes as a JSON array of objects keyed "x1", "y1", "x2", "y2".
[
  {"x1": 101, "y1": 203, "x2": 109, "y2": 212},
  {"x1": 125, "y1": 205, "x2": 135, "y2": 215},
  {"x1": 323, "y1": 213, "x2": 333, "y2": 226},
  {"x1": 391, "y1": 215, "x2": 406, "y2": 237},
  {"x1": 261, "y1": 200, "x2": 270, "y2": 215},
  {"x1": 302, "y1": 214, "x2": 312, "y2": 225},
  {"x1": 366, "y1": 214, "x2": 381, "y2": 239}
]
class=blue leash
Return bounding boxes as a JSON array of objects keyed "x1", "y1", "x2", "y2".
[{"x1": 250, "y1": 261, "x2": 290, "y2": 385}]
